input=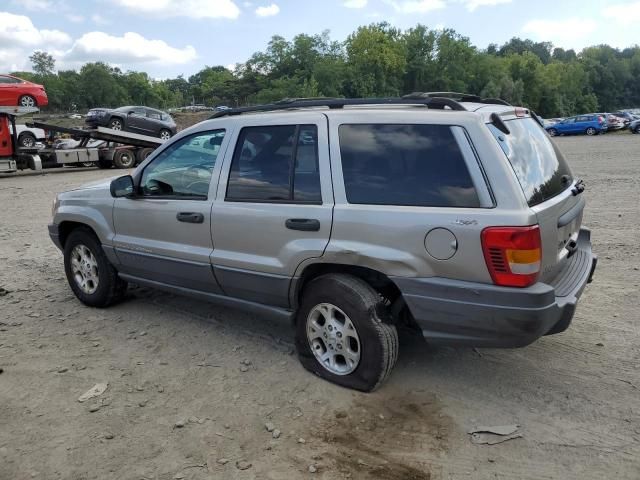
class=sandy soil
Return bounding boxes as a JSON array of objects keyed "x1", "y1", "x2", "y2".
[{"x1": 0, "y1": 134, "x2": 639, "y2": 480}]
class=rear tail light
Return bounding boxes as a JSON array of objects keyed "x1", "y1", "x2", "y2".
[{"x1": 481, "y1": 225, "x2": 542, "y2": 287}]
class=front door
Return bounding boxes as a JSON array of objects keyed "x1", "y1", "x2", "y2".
[
  {"x1": 211, "y1": 115, "x2": 333, "y2": 308},
  {"x1": 113, "y1": 129, "x2": 229, "y2": 293}
]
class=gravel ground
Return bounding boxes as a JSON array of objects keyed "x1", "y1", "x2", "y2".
[{"x1": 0, "y1": 134, "x2": 639, "y2": 480}]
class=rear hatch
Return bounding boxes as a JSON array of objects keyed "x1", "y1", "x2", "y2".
[{"x1": 489, "y1": 117, "x2": 584, "y2": 284}]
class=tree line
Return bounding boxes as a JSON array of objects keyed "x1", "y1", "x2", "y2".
[{"x1": 14, "y1": 23, "x2": 640, "y2": 118}]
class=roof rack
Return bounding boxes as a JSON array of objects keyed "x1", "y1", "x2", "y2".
[
  {"x1": 209, "y1": 96, "x2": 467, "y2": 119},
  {"x1": 403, "y1": 92, "x2": 512, "y2": 106}
]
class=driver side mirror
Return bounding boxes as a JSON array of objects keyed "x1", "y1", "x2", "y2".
[{"x1": 110, "y1": 175, "x2": 135, "y2": 198}]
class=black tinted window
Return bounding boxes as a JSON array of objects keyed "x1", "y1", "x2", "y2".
[
  {"x1": 226, "y1": 125, "x2": 321, "y2": 203},
  {"x1": 489, "y1": 118, "x2": 572, "y2": 207},
  {"x1": 339, "y1": 124, "x2": 479, "y2": 207}
]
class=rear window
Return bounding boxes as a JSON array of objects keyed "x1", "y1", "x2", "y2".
[
  {"x1": 339, "y1": 124, "x2": 480, "y2": 207},
  {"x1": 489, "y1": 118, "x2": 572, "y2": 207}
]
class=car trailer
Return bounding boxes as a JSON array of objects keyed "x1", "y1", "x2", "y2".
[
  {"x1": 26, "y1": 121, "x2": 165, "y2": 170},
  {"x1": 0, "y1": 106, "x2": 43, "y2": 173}
]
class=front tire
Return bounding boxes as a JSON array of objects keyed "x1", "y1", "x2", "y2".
[
  {"x1": 63, "y1": 228, "x2": 127, "y2": 307},
  {"x1": 18, "y1": 95, "x2": 36, "y2": 107},
  {"x1": 295, "y1": 274, "x2": 398, "y2": 392},
  {"x1": 109, "y1": 118, "x2": 123, "y2": 131},
  {"x1": 548, "y1": 128, "x2": 558, "y2": 137}
]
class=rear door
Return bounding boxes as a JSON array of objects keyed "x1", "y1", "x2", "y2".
[
  {"x1": 489, "y1": 117, "x2": 582, "y2": 283},
  {"x1": 113, "y1": 129, "x2": 229, "y2": 293},
  {"x1": 210, "y1": 114, "x2": 333, "y2": 308},
  {"x1": 126, "y1": 108, "x2": 148, "y2": 133}
]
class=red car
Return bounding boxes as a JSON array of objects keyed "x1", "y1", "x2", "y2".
[{"x1": 0, "y1": 74, "x2": 48, "y2": 108}]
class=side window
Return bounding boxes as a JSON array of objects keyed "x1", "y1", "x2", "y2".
[
  {"x1": 147, "y1": 110, "x2": 162, "y2": 120},
  {"x1": 576, "y1": 116, "x2": 589, "y2": 122},
  {"x1": 130, "y1": 108, "x2": 145, "y2": 117},
  {"x1": 140, "y1": 130, "x2": 225, "y2": 199},
  {"x1": 565, "y1": 117, "x2": 576, "y2": 124},
  {"x1": 339, "y1": 124, "x2": 480, "y2": 208},
  {"x1": 226, "y1": 124, "x2": 321, "y2": 203}
]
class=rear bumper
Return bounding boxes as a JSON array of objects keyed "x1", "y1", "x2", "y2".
[{"x1": 393, "y1": 228, "x2": 597, "y2": 348}]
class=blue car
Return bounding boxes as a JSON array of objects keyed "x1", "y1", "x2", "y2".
[{"x1": 545, "y1": 114, "x2": 607, "y2": 137}]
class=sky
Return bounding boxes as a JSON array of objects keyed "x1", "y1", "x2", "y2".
[{"x1": 0, "y1": 0, "x2": 638, "y2": 79}]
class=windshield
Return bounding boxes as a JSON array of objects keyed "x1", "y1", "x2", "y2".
[{"x1": 489, "y1": 118, "x2": 573, "y2": 207}]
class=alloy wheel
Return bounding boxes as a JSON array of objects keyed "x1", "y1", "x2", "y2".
[
  {"x1": 306, "y1": 303, "x2": 361, "y2": 375},
  {"x1": 70, "y1": 244, "x2": 99, "y2": 294}
]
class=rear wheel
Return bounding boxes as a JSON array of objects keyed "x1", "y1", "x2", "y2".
[
  {"x1": 18, "y1": 132, "x2": 36, "y2": 148},
  {"x1": 63, "y1": 229, "x2": 127, "y2": 307},
  {"x1": 113, "y1": 149, "x2": 135, "y2": 169},
  {"x1": 295, "y1": 274, "x2": 398, "y2": 392},
  {"x1": 136, "y1": 147, "x2": 154, "y2": 164},
  {"x1": 548, "y1": 128, "x2": 558, "y2": 137},
  {"x1": 109, "y1": 118, "x2": 123, "y2": 131},
  {"x1": 586, "y1": 127, "x2": 597, "y2": 136},
  {"x1": 18, "y1": 95, "x2": 36, "y2": 108}
]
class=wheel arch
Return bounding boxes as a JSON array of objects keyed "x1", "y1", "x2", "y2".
[
  {"x1": 290, "y1": 262, "x2": 415, "y2": 328},
  {"x1": 58, "y1": 221, "x2": 99, "y2": 249}
]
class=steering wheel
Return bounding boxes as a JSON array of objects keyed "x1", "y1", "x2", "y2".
[{"x1": 181, "y1": 164, "x2": 212, "y2": 195}]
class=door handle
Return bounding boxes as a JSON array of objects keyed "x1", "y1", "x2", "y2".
[
  {"x1": 285, "y1": 218, "x2": 320, "y2": 231},
  {"x1": 176, "y1": 212, "x2": 204, "y2": 224}
]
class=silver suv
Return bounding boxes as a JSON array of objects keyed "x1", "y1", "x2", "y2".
[{"x1": 49, "y1": 95, "x2": 597, "y2": 392}]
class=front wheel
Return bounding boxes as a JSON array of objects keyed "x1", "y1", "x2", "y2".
[
  {"x1": 109, "y1": 118, "x2": 123, "y2": 131},
  {"x1": 548, "y1": 128, "x2": 558, "y2": 137},
  {"x1": 295, "y1": 274, "x2": 398, "y2": 392},
  {"x1": 159, "y1": 129, "x2": 172, "y2": 140},
  {"x1": 634, "y1": 126, "x2": 640, "y2": 134},
  {"x1": 63, "y1": 228, "x2": 127, "y2": 307},
  {"x1": 586, "y1": 127, "x2": 597, "y2": 136}
]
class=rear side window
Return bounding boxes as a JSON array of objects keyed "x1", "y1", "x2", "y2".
[
  {"x1": 489, "y1": 118, "x2": 572, "y2": 207},
  {"x1": 226, "y1": 125, "x2": 321, "y2": 203},
  {"x1": 339, "y1": 124, "x2": 480, "y2": 207}
]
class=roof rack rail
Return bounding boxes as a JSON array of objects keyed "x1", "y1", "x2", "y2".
[
  {"x1": 209, "y1": 96, "x2": 467, "y2": 119},
  {"x1": 403, "y1": 92, "x2": 511, "y2": 106}
]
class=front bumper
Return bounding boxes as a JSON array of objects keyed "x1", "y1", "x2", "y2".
[
  {"x1": 393, "y1": 228, "x2": 597, "y2": 348},
  {"x1": 48, "y1": 223, "x2": 62, "y2": 250}
]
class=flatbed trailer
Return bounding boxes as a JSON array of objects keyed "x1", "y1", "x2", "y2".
[{"x1": 26, "y1": 122, "x2": 165, "y2": 170}]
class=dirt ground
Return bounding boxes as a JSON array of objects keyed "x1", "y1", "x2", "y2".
[{"x1": 0, "y1": 134, "x2": 638, "y2": 480}]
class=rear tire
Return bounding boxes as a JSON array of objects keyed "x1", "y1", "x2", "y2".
[
  {"x1": 63, "y1": 228, "x2": 127, "y2": 308},
  {"x1": 548, "y1": 128, "x2": 558, "y2": 137},
  {"x1": 18, "y1": 132, "x2": 36, "y2": 148},
  {"x1": 586, "y1": 127, "x2": 597, "y2": 136},
  {"x1": 113, "y1": 149, "x2": 135, "y2": 169},
  {"x1": 159, "y1": 129, "x2": 172, "y2": 140},
  {"x1": 634, "y1": 126, "x2": 640, "y2": 134},
  {"x1": 136, "y1": 147, "x2": 154, "y2": 164},
  {"x1": 18, "y1": 95, "x2": 36, "y2": 108},
  {"x1": 295, "y1": 274, "x2": 398, "y2": 392}
]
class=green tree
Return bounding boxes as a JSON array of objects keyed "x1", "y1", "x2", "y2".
[{"x1": 29, "y1": 51, "x2": 55, "y2": 76}]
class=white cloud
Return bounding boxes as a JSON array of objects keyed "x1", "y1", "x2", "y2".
[
  {"x1": 603, "y1": 2, "x2": 640, "y2": 26},
  {"x1": 522, "y1": 18, "x2": 598, "y2": 48},
  {"x1": 462, "y1": 0, "x2": 511, "y2": 11},
  {"x1": 65, "y1": 31, "x2": 197, "y2": 66},
  {"x1": 112, "y1": 0, "x2": 241, "y2": 19},
  {"x1": 344, "y1": 0, "x2": 368, "y2": 8},
  {"x1": 66, "y1": 13, "x2": 84, "y2": 23},
  {"x1": 388, "y1": 0, "x2": 446, "y2": 14},
  {"x1": 0, "y1": 12, "x2": 71, "y2": 47},
  {"x1": 12, "y1": 0, "x2": 53, "y2": 10},
  {"x1": 255, "y1": 3, "x2": 279, "y2": 16},
  {"x1": 91, "y1": 13, "x2": 110, "y2": 25}
]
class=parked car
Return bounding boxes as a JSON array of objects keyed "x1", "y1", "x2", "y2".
[
  {"x1": 9, "y1": 124, "x2": 46, "y2": 148},
  {"x1": 629, "y1": 118, "x2": 640, "y2": 134},
  {"x1": 49, "y1": 96, "x2": 596, "y2": 392},
  {"x1": 85, "y1": 106, "x2": 177, "y2": 139},
  {"x1": 545, "y1": 114, "x2": 607, "y2": 136},
  {"x1": 0, "y1": 74, "x2": 48, "y2": 107},
  {"x1": 601, "y1": 113, "x2": 626, "y2": 131}
]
